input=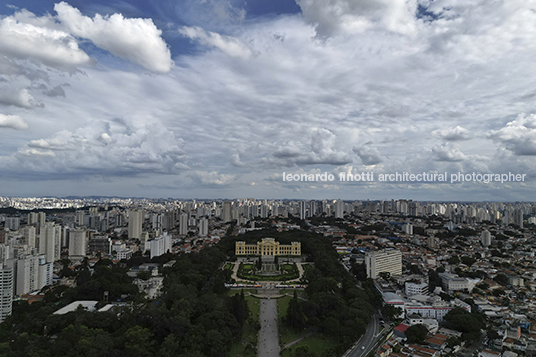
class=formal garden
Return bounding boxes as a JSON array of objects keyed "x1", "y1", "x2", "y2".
[{"x1": 236, "y1": 259, "x2": 301, "y2": 281}]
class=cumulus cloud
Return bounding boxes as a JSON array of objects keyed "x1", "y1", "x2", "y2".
[
  {"x1": 430, "y1": 143, "x2": 467, "y2": 162},
  {"x1": 190, "y1": 170, "x2": 236, "y2": 185},
  {"x1": 266, "y1": 129, "x2": 353, "y2": 167},
  {"x1": 0, "y1": 114, "x2": 28, "y2": 130},
  {"x1": 54, "y1": 2, "x2": 173, "y2": 73},
  {"x1": 433, "y1": 125, "x2": 472, "y2": 141},
  {"x1": 0, "y1": 87, "x2": 41, "y2": 108},
  {"x1": 296, "y1": 0, "x2": 418, "y2": 37},
  {"x1": 179, "y1": 26, "x2": 252, "y2": 59},
  {"x1": 353, "y1": 144, "x2": 383, "y2": 165},
  {"x1": 229, "y1": 153, "x2": 245, "y2": 167},
  {"x1": 0, "y1": 14, "x2": 92, "y2": 72},
  {"x1": 5, "y1": 117, "x2": 186, "y2": 177},
  {"x1": 489, "y1": 113, "x2": 536, "y2": 156}
]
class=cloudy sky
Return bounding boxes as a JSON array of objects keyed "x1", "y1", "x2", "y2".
[{"x1": 1, "y1": 0, "x2": 536, "y2": 201}]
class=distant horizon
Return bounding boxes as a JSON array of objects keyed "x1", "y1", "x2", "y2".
[{"x1": 1, "y1": 194, "x2": 534, "y2": 205}]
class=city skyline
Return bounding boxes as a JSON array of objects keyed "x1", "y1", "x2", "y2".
[{"x1": 1, "y1": 0, "x2": 536, "y2": 201}]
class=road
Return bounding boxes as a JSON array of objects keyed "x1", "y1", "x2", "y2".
[
  {"x1": 258, "y1": 298, "x2": 280, "y2": 357},
  {"x1": 345, "y1": 313, "x2": 381, "y2": 357}
]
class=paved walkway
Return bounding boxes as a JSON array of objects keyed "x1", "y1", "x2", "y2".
[{"x1": 258, "y1": 298, "x2": 280, "y2": 357}]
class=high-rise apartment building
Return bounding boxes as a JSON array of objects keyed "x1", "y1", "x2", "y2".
[
  {"x1": 39, "y1": 223, "x2": 61, "y2": 263},
  {"x1": 0, "y1": 265, "x2": 13, "y2": 322},
  {"x1": 198, "y1": 218, "x2": 208, "y2": 237},
  {"x1": 179, "y1": 213, "x2": 188, "y2": 235},
  {"x1": 128, "y1": 210, "x2": 143, "y2": 239},
  {"x1": 335, "y1": 199, "x2": 344, "y2": 218},
  {"x1": 222, "y1": 201, "x2": 232, "y2": 223},
  {"x1": 146, "y1": 233, "x2": 172, "y2": 259},
  {"x1": 69, "y1": 229, "x2": 87, "y2": 257},
  {"x1": 365, "y1": 249, "x2": 402, "y2": 279}
]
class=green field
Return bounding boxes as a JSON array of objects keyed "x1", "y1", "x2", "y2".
[
  {"x1": 245, "y1": 295, "x2": 260, "y2": 322},
  {"x1": 277, "y1": 295, "x2": 292, "y2": 320},
  {"x1": 280, "y1": 335, "x2": 338, "y2": 357},
  {"x1": 303, "y1": 264, "x2": 313, "y2": 270},
  {"x1": 242, "y1": 263, "x2": 254, "y2": 270},
  {"x1": 224, "y1": 263, "x2": 233, "y2": 270}
]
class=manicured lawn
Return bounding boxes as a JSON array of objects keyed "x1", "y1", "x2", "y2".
[
  {"x1": 281, "y1": 264, "x2": 294, "y2": 270},
  {"x1": 224, "y1": 263, "x2": 233, "y2": 270},
  {"x1": 277, "y1": 295, "x2": 292, "y2": 320},
  {"x1": 245, "y1": 295, "x2": 260, "y2": 322},
  {"x1": 242, "y1": 264, "x2": 254, "y2": 270},
  {"x1": 279, "y1": 324, "x2": 303, "y2": 346},
  {"x1": 280, "y1": 335, "x2": 338, "y2": 357},
  {"x1": 303, "y1": 264, "x2": 313, "y2": 270}
]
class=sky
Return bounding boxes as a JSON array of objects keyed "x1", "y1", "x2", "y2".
[{"x1": 1, "y1": 0, "x2": 536, "y2": 201}]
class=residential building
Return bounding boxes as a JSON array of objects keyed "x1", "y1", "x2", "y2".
[{"x1": 366, "y1": 249, "x2": 402, "y2": 279}]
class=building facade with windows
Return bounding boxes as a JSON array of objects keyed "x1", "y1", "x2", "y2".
[
  {"x1": 366, "y1": 249, "x2": 402, "y2": 279},
  {"x1": 235, "y1": 238, "x2": 301, "y2": 256}
]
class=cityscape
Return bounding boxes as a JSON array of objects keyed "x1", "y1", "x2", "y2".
[
  {"x1": 1, "y1": 0, "x2": 536, "y2": 356},
  {"x1": 0, "y1": 196, "x2": 534, "y2": 356}
]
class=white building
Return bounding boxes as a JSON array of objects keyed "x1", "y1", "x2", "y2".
[
  {"x1": 405, "y1": 281, "x2": 429, "y2": 296},
  {"x1": 366, "y1": 249, "x2": 402, "y2": 279},
  {"x1": 198, "y1": 217, "x2": 208, "y2": 237},
  {"x1": 15, "y1": 254, "x2": 50, "y2": 295},
  {"x1": 222, "y1": 201, "x2": 232, "y2": 223},
  {"x1": 16, "y1": 255, "x2": 39, "y2": 295},
  {"x1": 0, "y1": 264, "x2": 13, "y2": 322},
  {"x1": 117, "y1": 248, "x2": 133, "y2": 260},
  {"x1": 402, "y1": 222, "x2": 413, "y2": 235},
  {"x1": 5, "y1": 217, "x2": 20, "y2": 231},
  {"x1": 335, "y1": 199, "x2": 344, "y2": 219},
  {"x1": 128, "y1": 210, "x2": 143, "y2": 239},
  {"x1": 39, "y1": 223, "x2": 61, "y2": 263},
  {"x1": 481, "y1": 230, "x2": 492, "y2": 247},
  {"x1": 438, "y1": 273, "x2": 479, "y2": 293},
  {"x1": 179, "y1": 213, "x2": 188, "y2": 235},
  {"x1": 146, "y1": 233, "x2": 172, "y2": 259},
  {"x1": 22, "y1": 226, "x2": 36, "y2": 248},
  {"x1": 405, "y1": 295, "x2": 471, "y2": 321},
  {"x1": 68, "y1": 229, "x2": 87, "y2": 258}
]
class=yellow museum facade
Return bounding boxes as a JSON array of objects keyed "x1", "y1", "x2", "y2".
[{"x1": 235, "y1": 238, "x2": 301, "y2": 256}]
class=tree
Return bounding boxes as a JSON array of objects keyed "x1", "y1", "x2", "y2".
[
  {"x1": 405, "y1": 324, "x2": 428, "y2": 344},
  {"x1": 378, "y1": 271, "x2": 391, "y2": 280},
  {"x1": 381, "y1": 304, "x2": 402, "y2": 320},
  {"x1": 286, "y1": 291, "x2": 306, "y2": 329}
]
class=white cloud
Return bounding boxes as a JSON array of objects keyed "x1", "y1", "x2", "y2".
[
  {"x1": 433, "y1": 125, "x2": 472, "y2": 141},
  {"x1": 0, "y1": 87, "x2": 41, "y2": 108},
  {"x1": 229, "y1": 153, "x2": 245, "y2": 167},
  {"x1": 489, "y1": 113, "x2": 536, "y2": 156},
  {"x1": 296, "y1": 0, "x2": 418, "y2": 37},
  {"x1": 5, "y1": 117, "x2": 186, "y2": 177},
  {"x1": 54, "y1": 2, "x2": 173, "y2": 73},
  {"x1": 0, "y1": 14, "x2": 92, "y2": 72},
  {"x1": 190, "y1": 170, "x2": 236, "y2": 186},
  {"x1": 0, "y1": 114, "x2": 28, "y2": 130},
  {"x1": 265, "y1": 129, "x2": 353, "y2": 167},
  {"x1": 353, "y1": 144, "x2": 383, "y2": 165},
  {"x1": 430, "y1": 143, "x2": 467, "y2": 162},
  {"x1": 179, "y1": 26, "x2": 252, "y2": 59}
]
